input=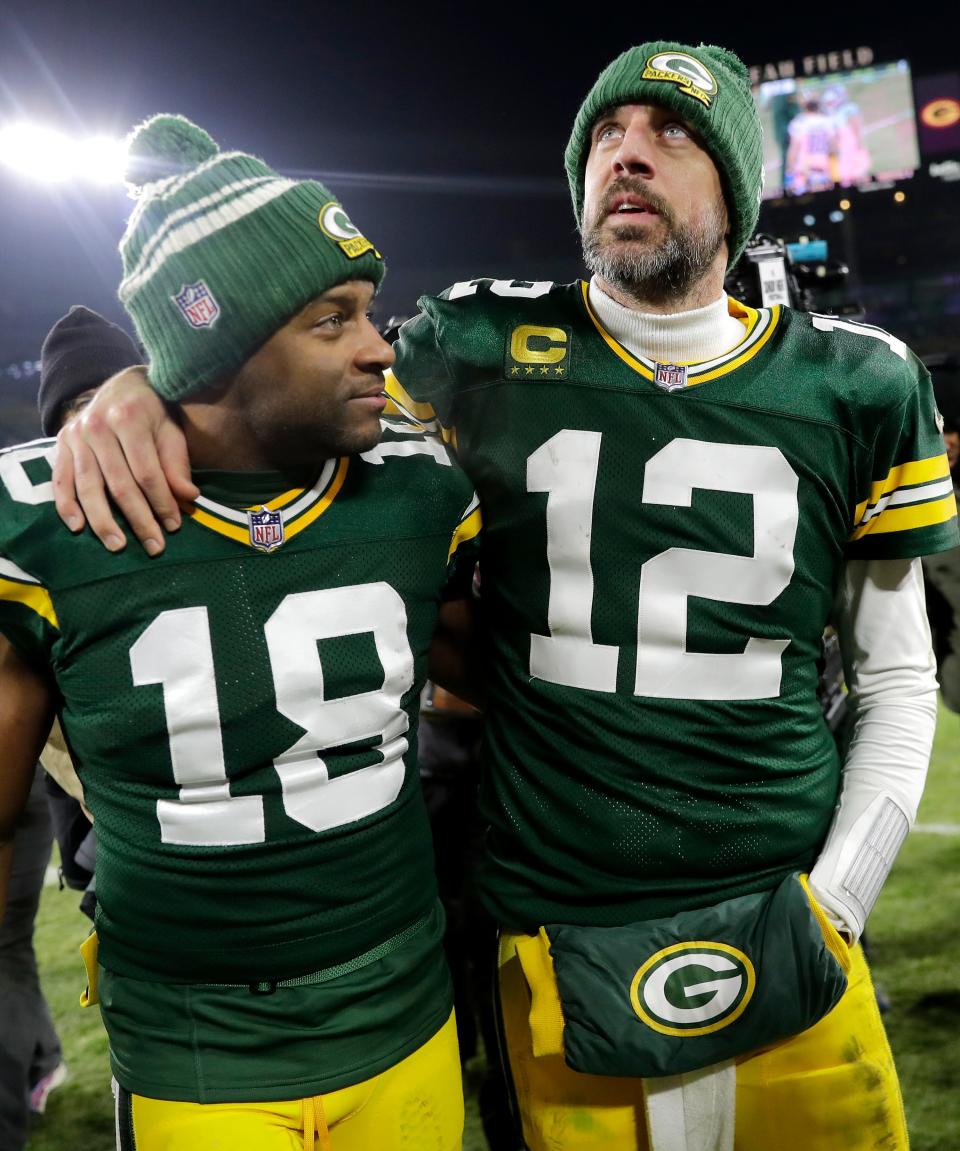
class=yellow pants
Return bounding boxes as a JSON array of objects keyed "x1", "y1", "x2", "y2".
[
  {"x1": 499, "y1": 933, "x2": 908, "y2": 1150},
  {"x1": 115, "y1": 1011, "x2": 463, "y2": 1151}
]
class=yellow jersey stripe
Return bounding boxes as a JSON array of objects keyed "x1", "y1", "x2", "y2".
[
  {"x1": 448, "y1": 506, "x2": 482, "y2": 562},
  {"x1": 190, "y1": 484, "x2": 306, "y2": 527},
  {"x1": 857, "y1": 476, "x2": 955, "y2": 525},
  {"x1": 281, "y1": 457, "x2": 349, "y2": 540},
  {"x1": 0, "y1": 577, "x2": 59, "y2": 628},
  {"x1": 579, "y1": 283, "x2": 779, "y2": 383},
  {"x1": 684, "y1": 309, "x2": 780, "y2": 384},
  {"x1": 188, "y1": 507, "x2": 250, "y2": 543},
  {"x1": 727, "y1": 297, "x2": 761, "y2": 339},
  {"x1": 849, "y1": 493, "x2": 958, "y2": 540},
  {"x1": 263, "y1": 487, "x2": 306, "y2": 512},
  {"x1": 581, "y1": 283, "x2": 654, "y2": 378},
  {"x1": 384, "y1": 371, "x2": 438, "y2": 423},
  {"x1": 855, "y1": 455, "x2": 952, "y2": 524},
  {"x1": 188, "y1": 459, "x2": 349, "y2": 546}
]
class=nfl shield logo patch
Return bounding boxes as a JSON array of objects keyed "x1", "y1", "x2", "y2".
[
  {"x1": 248, "y1": 506, "x2": 285, "y2": 553},
  {"x1": 654, "y1": 362, "x2": 688, "y2": 392},
  {"x1": 172, "y1": 281, "x2": 221, "y2": 329}
]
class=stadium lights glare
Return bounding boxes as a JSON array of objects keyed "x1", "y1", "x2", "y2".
[{"x1": 0, "y1": 122, "x2": 127, "y2": 185}]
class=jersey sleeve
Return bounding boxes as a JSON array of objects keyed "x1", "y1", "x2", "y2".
[
  {"x1": 444, "y1": 491, "x2": 481, "y2": 600},
  {"x1": 387, "y1": 293, "x2": 458, "y2": 431},
  {"x1": 846, "y1": 357, "x2": 959, "y2": 560},
  {"x1": 0, "y1": 445, "x2": 61, "y2": 668},
  {"x1": 0, "y1": 553, "x2": 58, "y2": 667}
]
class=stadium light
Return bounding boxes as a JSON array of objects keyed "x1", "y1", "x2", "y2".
[{"x1": 0, "y1": 122, "x2": 126, "y2": 185}]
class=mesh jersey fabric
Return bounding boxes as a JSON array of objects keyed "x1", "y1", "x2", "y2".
[{"x1": 389, "y1": 278, "x2": 958, "y2": 932}]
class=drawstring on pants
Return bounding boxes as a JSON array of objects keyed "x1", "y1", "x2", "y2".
[{"x1": 302, "y1": 1094, "x2": 332, "y2": 1151}]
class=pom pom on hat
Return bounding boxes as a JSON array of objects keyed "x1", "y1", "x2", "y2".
[{"x1": 125, "y1": 114, "x2": 220, "y2": 191}]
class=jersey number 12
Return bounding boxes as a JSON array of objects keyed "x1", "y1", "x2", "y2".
[{"x1": 528, "y1": 431, "x2": 799, "y2": 700}]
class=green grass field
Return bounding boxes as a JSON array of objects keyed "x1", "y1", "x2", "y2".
[{"x1": 24, "y1": 705, "x2": 960, "y2": 1150}]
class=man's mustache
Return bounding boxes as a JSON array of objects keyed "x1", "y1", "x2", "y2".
[{"x1": 593, "y1": 180, "x2": 675, "y2": 230}]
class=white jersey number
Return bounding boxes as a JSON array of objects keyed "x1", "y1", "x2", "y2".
[
  {"x1": 131, "y1": 583, "x2": 412, "y2": 846},
  {"x1": 528, "y1": 432, "x2": 799, "y2": 700}
]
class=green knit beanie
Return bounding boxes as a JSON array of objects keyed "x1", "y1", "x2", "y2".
[
  {"x1": 118, "y1": 114, "x2": 385, "y2": 401},
  {"x1": 564, "y1": 42, "x2": 763, "y2": 266}
]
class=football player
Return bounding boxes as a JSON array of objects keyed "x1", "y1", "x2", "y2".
[
  {"x1": 784, "y1": 95, "x2": 838, "y2": 194},
  {"x1": 0, "y1": 115, "x2": 480, "y2": 1150},
  {"x1": 51, "y1": 43, "x2": 957, "y2": 1151}
]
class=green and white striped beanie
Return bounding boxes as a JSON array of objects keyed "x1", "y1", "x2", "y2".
[{"x1": 118, "y1": 114, "x2": 385, "y2": 401}]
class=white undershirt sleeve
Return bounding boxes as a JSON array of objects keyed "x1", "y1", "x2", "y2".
[{"x1": 808, "y1": 557, "x2": 938, "y2": 942}]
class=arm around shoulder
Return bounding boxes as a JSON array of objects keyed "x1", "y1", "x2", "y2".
[{"x1": 52, "y1": 365, "x2": 197, "y2": 555}]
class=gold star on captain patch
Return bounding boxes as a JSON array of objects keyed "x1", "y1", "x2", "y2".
[
  {"x1": 540, "y1": 366, "x2": 550, "y2": 375},
  {"x1": 525, "y1": 366, "x2": 534, "y2": 375},
  {"x1": 510, "y1": 366, "x2": 520, "y2": 375},
  {"x1": 555, "y1": 366, "x2": 565, "y2": 375}
]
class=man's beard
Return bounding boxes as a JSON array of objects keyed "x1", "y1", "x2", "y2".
[{"x1": 582, "y1": 182, "x2": 727, "y2": 308}]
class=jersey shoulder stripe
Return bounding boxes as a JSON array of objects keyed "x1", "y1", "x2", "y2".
[
  {"x1": 851, "y1": 456, "x2": 956, "y2": 540},
  {"x1": 383, "y1": 371, "x2": 439, "y2": 430},
  {"x1": 0, "y1": 445, "x2": 60, "y2": 635},
  {"x1": 448, "y1": 492, "x2": 481, "y2": 562},
  {"x1": 0, "y1": 555, "x2": 58, "y2": 628}
]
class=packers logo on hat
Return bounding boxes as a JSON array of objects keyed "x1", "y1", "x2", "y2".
[
  {"x1": 641, "y1": 52, "x2": 718, "y2": 107},
  {"x1": 318, "y1": 201, "x2": 380, "y2": 260},
  {"x1": 629, "y1": 942, "x2": 756, "y2": 1036}
]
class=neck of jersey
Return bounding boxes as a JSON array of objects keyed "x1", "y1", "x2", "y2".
[{"x1": 588, "y1": 277, "x2": 749, "y2": 365}]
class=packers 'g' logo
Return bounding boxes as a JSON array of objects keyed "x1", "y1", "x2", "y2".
[
  {"x1": 318, "y1": 201, "x2": 379, "y2": 259},
  {"x1": 630, "y1": 942, "x2": 756, "y2": 1036},
  {"x1": 920, "y1": 98, "x2": 960, "y2": 129},
  {"x1": 642, "y1": 53, "x2": 718, "y2": 107}
]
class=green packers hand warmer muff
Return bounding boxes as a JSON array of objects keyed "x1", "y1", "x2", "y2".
[{"x1": 546, "y1": 873, "x2": 849, "y2": 1077}]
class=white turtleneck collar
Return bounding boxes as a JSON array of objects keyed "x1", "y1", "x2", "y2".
[{"x1": 587, "y1": 277, "x2": 748, "y2": 365}]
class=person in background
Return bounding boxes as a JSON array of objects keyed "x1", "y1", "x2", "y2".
[
  {"x1": 822, "y1": 85, "x2": 870, "y2": 188},
  {"x1": 0, "y1": 768, "x2": 65, "y2": 1151},
  {"x1": 418, "y1": 680, "x2": 512, "y2": 1149},
  {"x1": 785, "y1": 95, "x2": 838, "y2": 193},
  {"x1": 0, "y1": 304, "x2": 134, "y2": 1151},
  {"x1": 39, "y1": 306, "x2": 144, "y2": 918}
]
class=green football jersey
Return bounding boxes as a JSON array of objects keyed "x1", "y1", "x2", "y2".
[
  {"x1": 0, "y1": 417, "x2": 480, "y2": 1101},
  {"x1": 390, "y1": 278, "x2": 959, "y2": 933}
]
